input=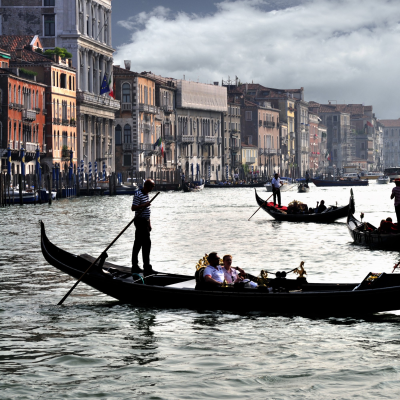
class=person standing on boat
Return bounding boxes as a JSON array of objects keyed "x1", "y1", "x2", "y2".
[
  {"x1": 305, "y1": 170, "x2": 310, "y2": 185},
  {"x1": 390, "y1": 179, "x2": 400, "y2": 224},
  {"x1": 203, "y1": 252, "x2": 225, "y2": 286},
  {"x1": 271, "y1": 173, "x2": 282, "y2": 207},
  {"x1": 131, "y1": 179, "x2": 156, "y2": 275}
]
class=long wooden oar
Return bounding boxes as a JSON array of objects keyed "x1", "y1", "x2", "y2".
[
  {"x1": 57, "y1": 192, "x2": 160, "y2": 305},
  {"x1": 248, "y1": 191, "x2": 274, "y2": 221}
]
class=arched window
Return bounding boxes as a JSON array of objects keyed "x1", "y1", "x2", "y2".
[
  {"x1": 9, "y1": 84, "x2": 11, "y2": 103},
  {"x1": 18, "y1": 86, "x2": 21, "y2": 104},
  {"x1": 115, "y1": 125, "x2": 122, "y2": 145},
  {"x1": 122, "y1": 83, "x2": 130, "y2": 103},
  {"x1": 124, "y1": 124, "x2": 131, "y2": 143}
]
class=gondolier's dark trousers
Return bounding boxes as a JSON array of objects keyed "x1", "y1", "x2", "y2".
[
  {"x1": 395, "y1": 205, "x2": 400, "y2": 225},
  {"x1": 273, "y1": 188, "x2": 281, "y2": 207},
  {"x1": 132, "y1": 218, "x2": 151, "y2": 269}
]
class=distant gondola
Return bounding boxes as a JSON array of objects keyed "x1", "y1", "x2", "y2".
[
  {"x1": 297, "y1": 183, "x2": 310, "y2": 193},
  {"x1": 255, "y1": 190, "x2": 349, "y2": 223},
  {"x1": 40, "y1": 221, "x2": 400, "y2": 315},
  {"x1": 183, "y1": 182, "x2": 204, "y2": 192},
  {"x1": 346, "y1": 189, "x2": 400, "y2": 250}
]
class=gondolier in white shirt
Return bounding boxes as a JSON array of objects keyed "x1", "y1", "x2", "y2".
[
  {"x1": 271, "y1": 173, "x2": 283, "y2": 207},
  {"x1": 131, "y1": 179, "x2": 156, "y2": 276}
]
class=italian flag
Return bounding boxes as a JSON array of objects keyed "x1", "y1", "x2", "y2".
[{"x1": 109, "y1": 74, "x2": 114, "y2": 98}]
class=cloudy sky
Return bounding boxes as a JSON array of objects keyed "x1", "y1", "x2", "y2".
[{"x1": 112, "y1": 0, "x2": 400, "y2": 119}]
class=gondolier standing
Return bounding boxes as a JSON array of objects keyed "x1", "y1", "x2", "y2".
[
  {"x1": 390, "y1": 179, "x2": 400, "y2": 224},
  {"x1": 131, "y1": 179, "x2": 156, "y2": 275},
  {"x1": 271, "y1": 173, "x2": 283, "y2": 207}
]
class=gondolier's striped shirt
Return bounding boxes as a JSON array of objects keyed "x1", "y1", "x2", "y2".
[{"x1": 132, "y1": 190, "x2": 151, "y2": 219}]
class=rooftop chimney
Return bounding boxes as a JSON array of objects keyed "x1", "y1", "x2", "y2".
[{"x1": 124, "y1": 60, "x2": 131, "y2": 71}]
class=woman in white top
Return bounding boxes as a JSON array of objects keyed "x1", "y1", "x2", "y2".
[{"x1": 222, "y1": 255, "x2": 245, "y2": 284}]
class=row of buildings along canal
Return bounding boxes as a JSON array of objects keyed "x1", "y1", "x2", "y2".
[{"x1": 0, "y1": 0, "x2": 399, "y2": 186}]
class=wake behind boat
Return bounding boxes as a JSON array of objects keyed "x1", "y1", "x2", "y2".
[
  {"x1": 255, "y1": 190, "x2": 349, "y2": 223},
  {"x1": 40, "y1": 221, "x2": 400, "y2": 315}
]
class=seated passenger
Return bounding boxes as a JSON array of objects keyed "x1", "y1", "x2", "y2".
[
  {"x1": 222, "y1": 254, "x2": 245, "y2": 284},
  {"x1": 317, "y1": 200, "x2": 327, "y2": 213},
  {"x1": 203, "y1": 252, "x2": 225, "y2": 286}
]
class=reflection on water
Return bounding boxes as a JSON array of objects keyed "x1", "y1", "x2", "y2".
[{"x1": 1, "y1": 185, "x2": 400, "y2": 398}]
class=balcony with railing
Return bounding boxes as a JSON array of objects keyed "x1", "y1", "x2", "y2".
[
  {"x1": 263, "y1": 148, "x2": 278, "y2": 155},
  {"x1": 121, "y1": 103, "x2": 132, "y2": 111},
  {"x1": 199, "y1": 136, "x2": 216, "y2": 144},
  {"x1": 25, "y1": 142, "x2": 38, "y2": 152},
  {"x1": 179, "y1": 135, "x2": 195, "y2": 143},
  {"x1": 70, "y1": 118, "x2": 76, "y2": 127},
  {"x1": 42, "y1": 108, "x2": 47, "y2": 115},
  {"x1": 164, "y1": 134, "x2": 175, "y2": 143},
  {"x1": 264, "y1": 121, "x2": 275, "y2": 128},
  {"x1": 259, "y1": 120, "x2": 263, "y2": 126},
  {"x1": 62, "y1": 119, "x2": 70, "y2": 126},
  {"x1": 139, "y1": 103, "x2": 157, "y2": 114},
  {"x1": 35, "y1": 107, "x2": 40, "y2": 114},
  {"x1": 22, "y1": 109, "x2": 36, "y2": 121},
  {"x1": 139, "y1": 143, "x2": 157, "y2": 154},
  {"x1": 122, "y1": 143, "x2": 135, "y2": 151},
  {"x1": 245, "y1": 156, "x2": 256, "y2": 164},
  {"x1": 77, "y1": 91, "x2": 120, "y2": 111},
  {"x1": 161, "y1": 105, "x2": 174, "y2": 113}
]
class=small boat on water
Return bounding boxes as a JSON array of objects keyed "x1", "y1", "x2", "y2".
[
  {"x1": 360, "y1": 172, "x2": 384, "y2": 180},
  {"x1": 347, "y1": 189, "x2": 399, "y2": 250},
  {"x1": 183, "y1": 182, "x2": 204, "y2": 192},
  {"x1": 255, "y1": 190, "x2": 349, "y2": 223},
  {"x1": 312, "y1": 178, "x2": 368, "y2": 187},
  {"x1": 297, "y1": 183, "x2": 310, "y2": 193},
  {"x1": 40, "y1": 221, "x2": 400, "y2": 315},
  {"x1": 5, "y1": 189, "x2": 38, "y2": 204},
  {"x1": 377, "y1": 176, "x2": 390, "y2": 184}
]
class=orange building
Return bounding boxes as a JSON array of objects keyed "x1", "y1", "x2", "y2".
[
  {"x1": 0, "y1": 47, "x2": 46, "y2": 176},
  {"x1": 0, "y1": 35, "x2": 77, "y2": 174}
]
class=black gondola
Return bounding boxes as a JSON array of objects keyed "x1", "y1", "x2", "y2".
[
  {"x1": 255, "y1": 190, "x2": 349, "y2": 223},
  {"x1": 298, "y1": 183, "x2": 310, "y2": 193},
  {"x1": 41, "y1": 221, "x2": 400, "y2": 315},
  {"x1": 183, "y1": 182, "x2": 204, "y2": 192},
  {"x1": 346, "y1": 189, "x2": 400, "y2": 250}
]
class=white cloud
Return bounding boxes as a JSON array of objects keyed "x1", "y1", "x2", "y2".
[{"x1": 114, "y1": 0, "x2": 400, "y2": 118}]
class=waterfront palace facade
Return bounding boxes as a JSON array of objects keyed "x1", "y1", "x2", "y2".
[{"x1": 0, "y1": 0, "x2": 120, "y2": 176}]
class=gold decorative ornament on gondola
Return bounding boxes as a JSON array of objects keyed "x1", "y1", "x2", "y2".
[
  {"x1": 293, "y1": 261, "x2": 307, "y2": 278},
  {"x1": 257, "y1": 270, "x2": 269, "y2": 286},
  {"x1": 195, "y1": 254, "x2": 223, "y2": 271}
]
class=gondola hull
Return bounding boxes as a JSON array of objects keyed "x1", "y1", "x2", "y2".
[
  {"x1": 40, "y1": 222, "x2": 400, "y2": 315},
  {"x1": 346, "y1": 190, "x2": 400, "y2": 249},
  {"x1": 255, "y1": 190, "x2": 349, "y2": 223}
]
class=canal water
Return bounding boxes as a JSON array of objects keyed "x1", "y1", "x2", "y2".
[{"x1": 1, "y1": 183, "x2": 400, "y2": 399}]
